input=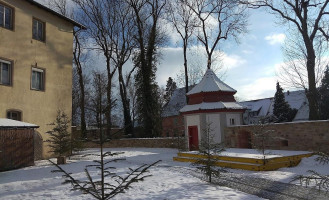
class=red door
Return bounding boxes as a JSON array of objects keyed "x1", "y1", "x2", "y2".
[{"x1": 188, "y1": 126, "x2": 199, "y2": 151}]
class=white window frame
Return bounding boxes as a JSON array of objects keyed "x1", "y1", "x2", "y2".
[
  {"x1": 31, "y1": 67, "x2": 45, "y2": 91},
  {"x1": 0, "y1": 59, "x2": 12, "y2": 86}
]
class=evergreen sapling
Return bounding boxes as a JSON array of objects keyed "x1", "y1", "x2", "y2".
[
  {"x1": 192, "y1": 123, "x2": 226, "y2": 183},
  {"x1": 273, "y1": 82, "x2": 297, "y2": 122},
  {"x1": 46, "y1": 110, "x2": 71, "y2": 163}
]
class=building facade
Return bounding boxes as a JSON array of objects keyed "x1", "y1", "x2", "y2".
[
  {"x1": 180, "y1": 69, "x2": 245, "y2": 150},
  {"x1": 0, "y1": 0, "x2": 84, "y2": 158}
]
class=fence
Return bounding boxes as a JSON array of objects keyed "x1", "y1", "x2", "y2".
[{"x1": 0, "y1": 129, "x2": 34, "y2": 171}]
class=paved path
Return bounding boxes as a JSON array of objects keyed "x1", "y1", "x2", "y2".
[{"x1": 168, "y1": 166, "x2": 329, "y2": 200}]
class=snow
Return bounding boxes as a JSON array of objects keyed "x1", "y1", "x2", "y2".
[
  {"x1": 180, "y1": 102, "x2": 245, "y2": 113},
  {"x1": 0, "y1": 118, "x2": 39, "y2": 128},
  {"x1": 0, "y1": 148, "x2": 263, "y2": 200},
  {"x1": 240, "y1": 90, "x2": 309, "y2": 122},
  {"x1": 186, "y1": 148, "x2": 311, "y2": 159},
  {"x1": 162, "y1": 87, "x2": 190, "y2": 117},
  {"x1": 187, "y1": 69, "x2": 236, "y2": 95},
  {"x1": 229, "y1": 155, "x2": 329, "y2": 186}
]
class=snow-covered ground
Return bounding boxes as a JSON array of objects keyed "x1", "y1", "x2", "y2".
[
  {"x1": 1, "y1": 148, "x2": 328, "y2": 199},
  {"x1": 0, "y1": 148, "x2": 263, "y2": 200}
]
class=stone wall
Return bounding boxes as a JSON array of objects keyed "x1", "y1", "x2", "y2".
[
  {"x1": 83, "y1": 137, "x2": 187, "y2": 150},
  {"x1": 224, "y1": 120, "x2": 329, "y2": 152}
]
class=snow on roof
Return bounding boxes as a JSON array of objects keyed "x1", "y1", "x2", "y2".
[
  {"x1": 240, "y1": 90, "x2": 309, "y2": 121},
  {"x1": 293, "y1": 102, "x2": 309, "y2": 121},
  {"x1": 180, "y1": 102, "x2": 245, "y2": 113},
  {"x1": 187, "y1": 69, "x2": 236, "y2": 95},
  {"x1": 162, "y1": 87, "x2": 192, "y2": 117},
  {"x1": 241, "y1": 98, "x2": 273, "y2": 117},
  {"x1": 0, "y1": 118, "x2": 39, "y2": 129}
]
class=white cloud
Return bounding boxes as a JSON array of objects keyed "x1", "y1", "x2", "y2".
[
  {"x1": 265, "y1": 33, "x2": 286, "y2": 45},
  {"x1": 222, "y1": 53, "x2": 246, "y2": 69},
  {"x1": 236, "y1": 76, "x2": 277, "y2": 100},
  {"x1": 155, "y1": 46, "x2": 246, "y2": 87}
]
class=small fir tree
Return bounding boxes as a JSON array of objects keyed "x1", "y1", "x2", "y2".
[
  {"x1": 273, "y1": 82, "x2": 296, "y2": 122},
  {"x1": 164, "y1": 77, "x2": 177, "y2": 104},
  {"x1": 192, "y1": 123, "x2": 226, "y2": 183},
  {"x1": 46, "y1": 110, "x2": 71, "y2": 158},
  {"x1": 252, "y1": 117, "x2": 276, "y2": 163},
  {"x1": 319, "y1": 66, "x2": 329, "y2": 120}
]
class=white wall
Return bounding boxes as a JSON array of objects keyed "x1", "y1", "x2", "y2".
[
  {"x1": 185, "y1": 115, "x2": 200, "y2": 148},
  {"x1": 226, "y1": 113, "x2": 242, "y2": 127},
  {"x1": 205, "y1": 114, "x2": 221, "y2": 143}
]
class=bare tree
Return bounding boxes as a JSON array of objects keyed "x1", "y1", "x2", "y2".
[
  {"x1": 73, "y1": 0, "x2": 118, "y2": 137},
  {"x1": 243, "y1": 0, "x2": 329, "y2": 120},
  {"x1": 278, "y1": 31, "x2": 327, "y2": 91},
  {"x1": 187, "y1": 0, "x2": 248, "y2": 70},
  {"x1": 175, "y1": 57, "x2": 226, "y2": 87},
  {"x1": 109, "y1": 0, "x2": 137, "y2": 137},
  {"x1": 166, "y1": 0, "x2": 197, "y2": 100}
]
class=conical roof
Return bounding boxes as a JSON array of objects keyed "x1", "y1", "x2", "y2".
[{"x1": 187, "y1": 69, "x2": 236, "y2": 95}]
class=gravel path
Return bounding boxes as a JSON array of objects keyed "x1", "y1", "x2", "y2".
[{"x1": 168, "y1": 166, "x2": 329, "y2": 200}]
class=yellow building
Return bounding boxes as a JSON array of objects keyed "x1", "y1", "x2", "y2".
[{"x1": 0, "y1": 0, "x2": 85, "y2": 158}]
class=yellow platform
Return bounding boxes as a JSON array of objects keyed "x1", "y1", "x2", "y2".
[{"x1": 173, "y1": 151, "x2": 313, "y2": 171}]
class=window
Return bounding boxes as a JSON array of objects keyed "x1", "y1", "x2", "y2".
[
  {"x1": 7, "y1": 110, "x2": 22, "y2": 121},
  {"x1": 32, "y1": 18, "x2": 45, "y2": 41},
  {"x1": 31, "y1": 67, "x2": 45, "y2": 91},
  {"x1": 0, "y1": 59, "x2": 12, "y2": 86},
  {"x1": 229, "y1": 118, "x2": 235, "y2": 125},
  {"x1": 0, "y1": 3, "x2": 13, "y2": 30}
]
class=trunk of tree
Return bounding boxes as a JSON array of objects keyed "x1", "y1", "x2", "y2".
[
  {"x1": 106, "y1": 56, "x2": 112, "y2": 139},
  {"x1": 183, "y1": 40, "x2": 189, "y2": 103},
  {"x1": 306, "y1": 52, "x2": 320, "y2": 120},
  {"x1": 73, "y1": 32, "x2": 87, "y2": 138},
  {"x1": 78, "y1": 69, "x2": 86, "y2": 137},
  {"x1": 118, "y1": 65, "x2": 134, "y2": 137},
  {"x1": 207, "y1": 54, "x2": 211, "y2": 70},
  {"x1": 303, "y1": 33, "x2": 320, "y2": 120}
]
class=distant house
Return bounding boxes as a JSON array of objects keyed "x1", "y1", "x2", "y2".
[
  {"x1": 162, "y1": 87, "x2": 192, "y2": 137},
  {"x1": 0, "y1": 0, "x2": 85, "y2": 158},
  {"x1": 240, "y1": 90, "x2": 309, "y2": 124}
]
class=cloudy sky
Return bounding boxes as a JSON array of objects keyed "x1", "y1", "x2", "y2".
[
  {"x1": 38, "y1": 0, "x2": 288, "y2": 101},
  {"x1": 155, "y1": 8, "x2": 287, "y2": 101}
]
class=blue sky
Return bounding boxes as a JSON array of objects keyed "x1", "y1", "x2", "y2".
[{"x1": 156, "y1": 8, "x2": 287, "y2": 101}]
